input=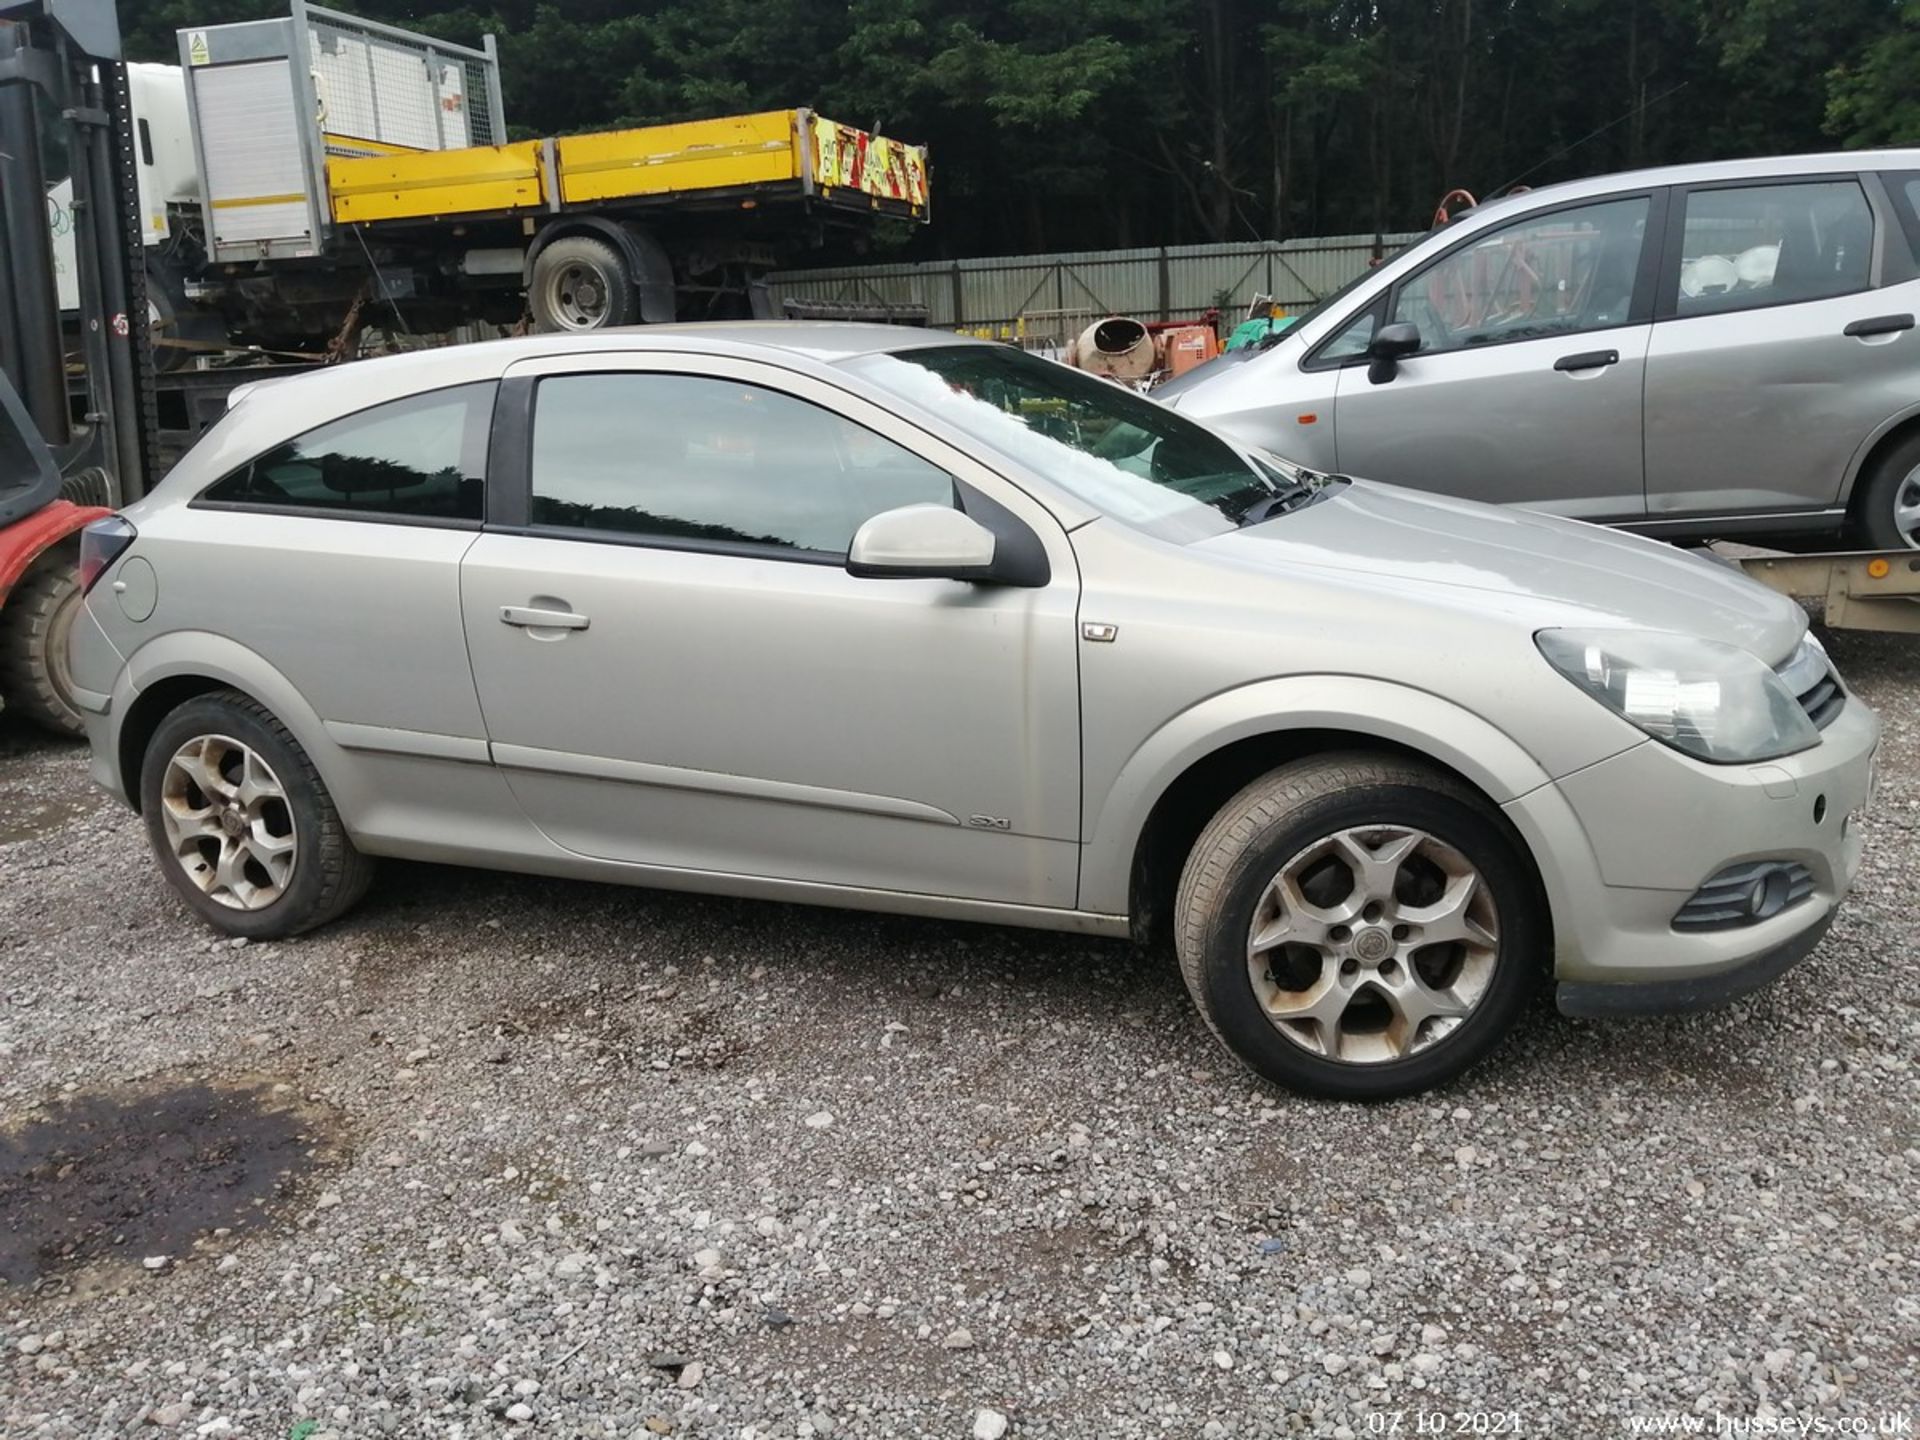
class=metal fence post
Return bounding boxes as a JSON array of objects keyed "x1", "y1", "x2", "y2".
[
  {"x1": 1157, "y1": 246, "x2": 1170, "y2": 321},
  {"x1": 951, "y1": 262, "x2": 963, "y2": 329}
]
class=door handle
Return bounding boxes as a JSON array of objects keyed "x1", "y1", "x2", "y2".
[
  {"x1": 500, "y1": 604, "x2": 589, "y2": 631},
  {"x1": 1553, "y1": 349, "x2": 1620, "y2": 372},
  {"x1": 1842, "y1": 313, "x2": 1914, "y2": 338}
]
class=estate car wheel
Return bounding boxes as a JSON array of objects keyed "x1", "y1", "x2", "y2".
[
  {"x1": 1174, "y1": 754, "x2": 1542, "y2": 1100},
  {"x1": 1850, "y1": 430, "x2": 1920, "y2": 551},
  {"x1": 139, "y1": 691, "x2": 373, "y2": 939}
]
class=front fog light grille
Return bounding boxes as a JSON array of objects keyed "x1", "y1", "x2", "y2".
[{"x1": 1672, "y1": 860, "x2": 1815, "y2": 931}]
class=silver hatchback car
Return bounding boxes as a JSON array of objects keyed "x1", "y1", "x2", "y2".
[
  {"x1": 1163, "y1": 151, "x2": 1920, "y2": 551},
  {"x1": 69, "y1": 325, "x2": 1879, "y2": 1098}
]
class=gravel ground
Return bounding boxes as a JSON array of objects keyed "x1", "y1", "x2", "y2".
[{"x1": 2, "y1": 623, "x2": 1916, "y2": 1440}]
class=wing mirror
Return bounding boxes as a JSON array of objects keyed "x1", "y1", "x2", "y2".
[
  {"x1": 1366, "y1": 322, "x2": 1422, "y2": 384},
  {"x1": 847, "y1": 504, "x2": 999, "y2": 581}
]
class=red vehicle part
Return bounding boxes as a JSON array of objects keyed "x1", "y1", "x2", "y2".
[
  {"x1": 0, "y1": 498, "x2": 111, "y2": 736},
  {"x1": 0, "y1": 498, "x2": 108, "y2": 603}
]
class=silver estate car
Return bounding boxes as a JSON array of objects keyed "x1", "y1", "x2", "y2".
[
  {"x1": 69, "y1": 324, "x2": 1879, "y2": 1099},
  {"x1": 1162, "y1": 151, "x2": 1920, "y2": 551}
]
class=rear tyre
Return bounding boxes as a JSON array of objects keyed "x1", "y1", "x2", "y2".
[
  {"x1": 529, "y1": 235, "x2": 636, "y2": 332},
  {"x1": 1848, "y1": 430, "x2": 1920, "y2": 551},
  {"x1": 139, "y1": 691, "x2": 373, "y2": 939},
  {"x1": 1174, "y1": 754, "x2": 1541, "y2": 1100},
  {"x1": 0, "y1": 558, "x2": 85, "y2": 738}
]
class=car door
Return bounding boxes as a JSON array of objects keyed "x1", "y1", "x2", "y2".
[
  {"x1": 1642, "y1": 173, "x2": 1920, "y2": 521},
  {"x1": 1332, "y1": 191, "x2": 1661, "y2": 520},
  {"x1": 457, "y1": 352, "x2": 1083, "y2": 908}
]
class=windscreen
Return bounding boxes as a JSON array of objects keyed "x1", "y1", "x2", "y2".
[{"x1": 849, "y1": 345, "x2": 1275, "y2": 541}]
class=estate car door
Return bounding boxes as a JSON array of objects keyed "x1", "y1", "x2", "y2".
[
  {"x1": 1642, "y1": 174, "x2": 1920, "y2": 521},
  {"x1": 1332, "y1": 192, "x2": 1659, "y2": 520},
  {"x1": 457, "y1": 353, "x2": 1083, "y2": 908}
]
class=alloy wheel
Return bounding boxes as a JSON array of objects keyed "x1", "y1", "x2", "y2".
[
  {"x1": 158, "y1": 734, "x2": 298, "y2": 910},
  {"x1": 1894, "y1": 462, "x2": 1920, "y2": 550},
  {"x1": 1246, "y1": 824, "x2": 1499, "y2": 1064}
]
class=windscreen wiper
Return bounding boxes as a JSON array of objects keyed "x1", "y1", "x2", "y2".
[{"x1": 1238, "y1": 477, "x2": 1343, "y2": 526}]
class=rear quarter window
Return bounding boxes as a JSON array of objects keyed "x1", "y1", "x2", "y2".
[{"x1": 199, "y1": 382, "x2": 494, "y2": 522}]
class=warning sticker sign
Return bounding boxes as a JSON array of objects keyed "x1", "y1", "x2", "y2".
[{"x1": 186, "y1": 30, "x2": 210, "y2": 65}]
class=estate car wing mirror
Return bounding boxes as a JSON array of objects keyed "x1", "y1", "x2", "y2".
[
  {"x1": 847, "y1": 504, "x2": 999, "y2": 581},
  {"x1": 1366, "y1": 322, "x2": 1423, "y2": 385}
]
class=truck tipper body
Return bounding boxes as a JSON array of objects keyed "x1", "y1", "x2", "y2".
[{"x1": 58, "y1": 2, "x2": 928, "y2": 356}]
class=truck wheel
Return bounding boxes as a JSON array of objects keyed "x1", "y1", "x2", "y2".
[
  {"x1": 139, "y1": 690, "x2": 373, "y2": 938},
  {"x1": 1174, "y1": 754, "x2": 1541, "y2": 1100},
  {"x1": 1849, "y1": 430, "x2": 1920, "y2": 551},
  {"x1": 0, "y1": 559, "x2": 85, "y2": 738},
  {"x1": 147, "y1": 260, "x2": 225, "y2": 373},
  {"x1": 530, "y1": 236, "x2": 636, "y2": 332}
]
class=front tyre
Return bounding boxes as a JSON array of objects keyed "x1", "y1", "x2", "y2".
[
  {"x1": 1175, "y1": 754, "x2": 1542, "y2": 1100},
  {"x1": 139, "y1": 691, "x2": 372, "y2": 939}
]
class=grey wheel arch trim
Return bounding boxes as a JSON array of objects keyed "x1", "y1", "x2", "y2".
[{"x1": 1085, "y1": 674, "x2": 1585, "y2": 916}]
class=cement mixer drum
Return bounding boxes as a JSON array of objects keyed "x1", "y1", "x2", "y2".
[{"x1": 1073, "y1": 316, "x2": 1156, "y2": 381}]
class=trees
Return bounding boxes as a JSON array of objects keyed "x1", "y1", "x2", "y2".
[
  {"x1": 1825, "y1": 0, "x2": 1920, "y2": 147},
  {"x1": 123, "y1": 0, "x2": 1917, "y2": 258}
]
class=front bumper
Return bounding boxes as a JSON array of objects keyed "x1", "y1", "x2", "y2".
[
  {"x1": 1555, "y1": 910, "x2": 1834, "y2": 1017},
  {"x1": 1504, "y1": 691, "x2": 1879, "y2": 1012}
]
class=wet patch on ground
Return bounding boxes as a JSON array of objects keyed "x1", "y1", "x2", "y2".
[
  {"x1": 0, "y1": 1078, "x2": 338, "y2": 1290},
  {"x1": 0, "y1": 788, "x2": 99, "y2": 845}
]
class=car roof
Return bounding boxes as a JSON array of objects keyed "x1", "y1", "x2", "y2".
[{"x1": 222, "y1": 322, "x2": 976, "y2": 411}]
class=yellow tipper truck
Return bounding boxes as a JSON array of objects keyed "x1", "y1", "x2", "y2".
[{"x1": 157, "y1": 1, "x2": 927, "y2": 348}]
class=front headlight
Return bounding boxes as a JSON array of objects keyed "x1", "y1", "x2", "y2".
[{"x1": 1535, "y1": 628, "x2": 1819, "y2": 764}]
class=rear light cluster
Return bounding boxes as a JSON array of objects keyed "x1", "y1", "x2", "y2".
[{"x1": 77, "y1": 516, "x2": 136, "y2": 594}]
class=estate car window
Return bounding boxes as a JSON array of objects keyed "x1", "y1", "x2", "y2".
[
  {"x1": 202, "y1": 383, "x2": 492, "y2": 520},
  {"x1": 529, "y1": 374, "x2": 955, "y2": 556},
  {"x1": 1390, "y1": 196, "x2": 1650, "y2": 352},
  {"x1": 1674, "y1": 181, "x2": 1872, "y2": 316}
]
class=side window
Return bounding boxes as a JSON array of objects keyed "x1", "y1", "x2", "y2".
[
  {"x1": 1312, "y1": 301, "x2": 1381, "y2": 364},
  {"x1": 1390, "y1": 196, "x2": 1650, "y2": 352},
  {"x1": 528, "y1": 373, "x2": 956, "y2": 556},
  {"x1": 1674, "y1": 180, "x2": 1872, "y2": 316},
  {"x1": 202, "y1": 382, "x2": 492, "y2": 520}
]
